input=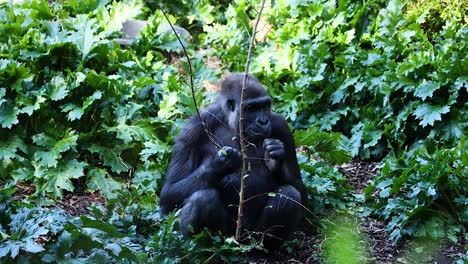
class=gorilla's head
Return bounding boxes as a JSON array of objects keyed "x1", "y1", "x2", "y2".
[{"x1": 219, "y1": 73, "x2": 272, "y2": 141}]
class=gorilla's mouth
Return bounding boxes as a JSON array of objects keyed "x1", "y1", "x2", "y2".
[{"x1": 246, "y1": 126, "x2": 271, "y2": 140}]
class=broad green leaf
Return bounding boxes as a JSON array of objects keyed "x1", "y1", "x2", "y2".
[
  {"x1": 70, "y1": 15, "x2": 100, "y2": 61},
  {"x1": 62, "y1": 90, "x2": 102, "y2": 121},
  {"x1": 89, "y1": 145, "x2": 130, "y2": 173},
  {"x1": 140, "y1": 140, "x2": 168, "y2": 164},
  {"x1": 413, "y1": 104, "x2": 450, "y2": 127},
  {"x1": 294, "y1": 127, "x2": 351, "y2": 164},
  {"x1": 0, "y1": 101, "x2": 19, "y2": 129},
  {"x1": 47, "y1": 75, "x2": 69, "y2": 101},
  {"x1": 0, "y1": 136, "x2": 26, "y2": 163},
  {"x1": 35, "y1": 159, "x2": 87, "y2": 197},
  {"x1": 362, "y1": 53, "x2": 382, "y2": 66},
  {"x1": 87, "y1": 168, "x2": 122, "y2": 199},
  {"x1": 33, "y1": 131, "x2": 78, "y2": 168},
  {"x1": 80, "y1": 216, "x2": 124, "y2": 238},
  {"x1": 414, "y1": 80, "x2": 440, "y2": 101}
]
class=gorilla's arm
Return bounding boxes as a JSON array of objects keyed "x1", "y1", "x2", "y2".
[
  {"x1": 159, "y1": 106, "x2": 241, "y2": 214},
  {"x1": 270, "y1": 113, "x2": 308, "y2": 204}
]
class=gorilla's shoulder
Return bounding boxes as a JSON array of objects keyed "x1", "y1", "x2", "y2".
[
  {"x1": 175, "y1": 105, "x2": 223, "y2": 144},
  {"x1": 271, "y1": 112, "x2": 289, "y2": 128},
  {"x1": 270, "y1": 112, "x2": 293, "y2": 136}
]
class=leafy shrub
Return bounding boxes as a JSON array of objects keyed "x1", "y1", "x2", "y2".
[
  {"x1": 204, "y1": 0, "x2": 467, "y2": 159},
  {"x1": 0, "y1": 0, "x2": 221, "y2": 198},
  {"x1": 1, "y1": 0, "x2": 467, "y2": 261},
  {"x1": 294, "y1": 127, "x2": 354, "y2": 213},
  {"x1": 365, "y1": 138, "x2": 467, "y2": 242}
]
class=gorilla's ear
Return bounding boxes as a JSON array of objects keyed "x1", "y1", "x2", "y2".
[{"x1": 227, "y1": 99, "x2": 235, "y2": 112}]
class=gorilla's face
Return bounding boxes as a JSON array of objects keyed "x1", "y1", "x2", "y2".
[{"x1": 226, "y1": 96, "x2": 272, "y2": 141}]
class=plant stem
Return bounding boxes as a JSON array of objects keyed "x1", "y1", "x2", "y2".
[{"x1": 235, "y1": 0, "x2": 267, "y2": 241}]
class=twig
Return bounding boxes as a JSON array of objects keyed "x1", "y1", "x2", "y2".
[
  {"x1": 235, "y1": 0, "x2": 267, "y2": 241},
  {"x1": 158, "y1": 6, "x2": 221, "y2": 149}
]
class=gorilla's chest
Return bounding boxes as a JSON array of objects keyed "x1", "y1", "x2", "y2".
[{"x1": 215, "y1": 128, "x2": 279, "y2": 200}]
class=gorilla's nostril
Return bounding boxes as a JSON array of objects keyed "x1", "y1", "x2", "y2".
[{"x1": 258, "y1": 118, "x2": 269, "y2": 126}]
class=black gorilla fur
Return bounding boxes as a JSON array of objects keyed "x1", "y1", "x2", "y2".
[{"x1": 160, "y1": 73, "x2": 307, "y2": 249}]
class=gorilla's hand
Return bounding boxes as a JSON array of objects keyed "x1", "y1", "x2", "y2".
[
  {"x1": 263, "y1": 139, "x2": 285, "y2": 171},
  {"x1": 212, "y1": 146, "x2": 242, "y2": 174}
]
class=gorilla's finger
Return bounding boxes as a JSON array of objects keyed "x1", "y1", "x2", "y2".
[
  {"x1": 266, "y1": 145, "x2": 283, "y2": 151},
  {"x1": 269, "y1": 150, "x2": 285, "y2": 158}
]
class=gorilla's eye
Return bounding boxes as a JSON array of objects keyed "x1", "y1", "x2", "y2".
[{"x1": 227, "y1": 99, "x2": 235, "y2": 112}]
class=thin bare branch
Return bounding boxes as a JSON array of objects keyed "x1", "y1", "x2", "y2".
[
  {"x1": 235, "y1": 0, "x2": 268, "y2": 241},
  {"x1": 158, "y1": 6, "x2": 221, "y2": 149}
]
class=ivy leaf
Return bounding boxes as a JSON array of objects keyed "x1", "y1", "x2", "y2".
[{"x1": 413, "y1": 104, "x2": 450, "y2": 127}]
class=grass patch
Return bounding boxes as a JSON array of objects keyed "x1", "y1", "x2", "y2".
[{"x1": 321, "y1": 215, "x2": 370, "y2": 264}]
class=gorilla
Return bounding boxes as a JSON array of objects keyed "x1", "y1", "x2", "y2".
[{"x1": 159, "y1": 73, "x2": 307, "y2": 249}]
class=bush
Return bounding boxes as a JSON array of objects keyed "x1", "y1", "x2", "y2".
[{"x1": 365, "y1": 138, "x2": 467, "y2": 242}]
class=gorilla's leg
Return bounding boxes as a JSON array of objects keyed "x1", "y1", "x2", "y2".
[
  {"x1": 255, "y1": 185, "x2": 303, "y2": 249},
  {"x1": 179, "y1": 189, "x2": 227, "y2": 237}
]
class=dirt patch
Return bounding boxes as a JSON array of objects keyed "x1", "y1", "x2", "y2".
[
  {"x1": 12, "y1": 182, "x2": 36, "y2": 201},
  {"x1": 340, "y1": 161, "x2": 402, "y2": 264},
  {"x1": 432, "y1": 239, "x2": 466, "y2": 264},
  {"x1": 12, "y1": 182, "x2": 105, "y2": 216},
  {"x1": 56, "y1": 192, "x2": 105, "y2": 216},
  {"x1": 362, "y1": 217, "x2": 401, "y2": 264},
  {"x1": 339, "y1": 160, "x2": 380, "y2": 192}
]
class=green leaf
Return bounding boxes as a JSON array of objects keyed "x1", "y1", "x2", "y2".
[
  {"x1": 87, "y1": 168, "x2": 122, "y2": 199},
  {"x1": 140, "y1": 140, "x2": 168, "y2": 164},
  {"x1": 35, "y1": 159, "x2": 87, "y2": 197},
  {"x1": 89, "y1": 145, "x2": 130, "y2": 173},
  {"x1": 414, "y1": 80, "x2": 440, "y2": 101},
  {"x1": 70, "y1": 15, "x2": 100, "y2": 61},
  {"x1": 362, "y1": 53, "x2": 382, "y2": 66},
  {"x1": 413, "y1": 104, "x2": 450, "y2": 127},
  {"x1": 80, "y1": 216, "x2": 124, "y2": 238},
  {"x1": 62, "y1": 90, "x2": 102, "y2": 121},
  {"x1": 294, "y1": 127, "x2": 351, "y2": 164},
  {"x1": 0, "y1": 101, "x2": 19, "y2": 129},
  {"x1": 47, "y1": 75, "x2": 69, "y2": 101},
  {"x1": 0, "y1": 88, "x2": 6, "y2": 106},
  {"x1": 33, "y1": 131, "x2": 78, "y2": 168},
  {"x1": 0, "y1": 136, "x2": 26, "y2": 164}
]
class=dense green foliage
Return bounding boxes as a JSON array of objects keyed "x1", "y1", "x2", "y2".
[
  {"x1": 365, "y1": 139, "x2": 467, "y2": 242},
  {"x1": 0, "y1": 0, "x2": 466, "y2": 262}
]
